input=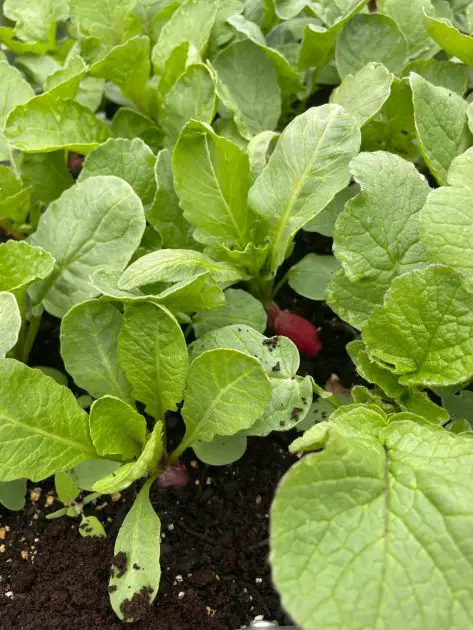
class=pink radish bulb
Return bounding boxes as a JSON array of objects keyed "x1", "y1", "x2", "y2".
[
  {"x1": 156, "y1": 460, "x2": 190, "y2": 488},
  {"x1": 266, "y1": 302, "x2": 322, "y2": 358}
]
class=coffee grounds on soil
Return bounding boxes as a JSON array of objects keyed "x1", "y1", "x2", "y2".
[{"x1": 0, "y1": 438, "x2": 298, "y2": 630}]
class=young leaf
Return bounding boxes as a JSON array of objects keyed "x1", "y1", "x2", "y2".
[
  {"x1": 0, "y1": 292, "x2": 21, "y2": 359},
  {"x1": 347, "y1": 340, "x2": 405, "y2": 399},
  {"x1": 4, "y1": 93, "x2": 110, "y2": 154},
  {"x1": 271, "y1": 416, "x2": 473, "y2": 630},
  {"x1": 69, "y1": 0, "x2": 137, "y2": 49},
  {"x1": 79, "y1": 138, "x2": 157, "y2": 211},
  {"x1": 363, "y1": 265, "x2": 473, "y2": 387},
  {"x1": 330, "y1": 62, "x2": 393, "y2": 127},
  {"x1": 0, "y1": 479, "x2": 27, "y2": 511},
  {"x1": 335, "y1": 14, "x2": 408, "y2": 78},
  {"x1": 247, "y1": 130, "x2": 279, "y2": 183},
  {"x1": 79, "y1": 515, "x2": 106, "y2": 538},
  {"x1": 109, "y1": 478, "x2": 161, "y2": 622},
  {"x1": 0, "y1": 359, "x2": 96, "y2": 481},
  {"x1": 410, "y1": 73, "x2": 472, "y2": 185},
  {"x1": 248, "y1": 104, "x2": 360, "y2": 273},
  {"x1": 89, "y1": 396, "x2": 147, "y2": 459},
  {"x1": 29, "y1": 176, "x2": 145, "y2": 317},
  {"x1": 287, "y1": 253, "x2": 340, "y2": 301},
  {"x1": 378, "y1": 0, "x2": 437, "y2": 58},
  {"x1": 424, "y1": 12, "x2": 473, "y2": 66},
  {"x1": 55, "y1": 471, "x2": 80, "y2": 504},
  {"x1": 213, "y1": 39, "x2": 281, "y2": 139},
  {"x1": 173, "y1": 120, "x2": 255, "y2": 249},
  {"x1": 193, "y1": 433, "x2": 247, "y2": 466},
  {"x1": 0, "y1": 241, "x2": 55, "y2": 293},
  {"x1": 119, "y1": 303, "x2": 188, "y2": 419},
  {"x1": 193, "y1": 288, "x2": 267, "y2": 338},
  {"x1": 160, "y1": 63, "x2": 217, "y2": 147},
  {"x1": 179, "y1": 348, "x2": 271, "y2": 448},
  {"x1": 71, "y1": 459, "x2": 121, "y2": 492},
  {"x1": 60, "y1": 300, "x2": 133, "y2": 402},
  {"x1": 44, "y1": 56, "x2": 87, "y2": 100},
  {"x1": 0, "y1": 60, "x2": 35, "y2": 160}
]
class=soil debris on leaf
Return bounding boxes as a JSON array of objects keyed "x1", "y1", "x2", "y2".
[
  {"x1": 262, "y1": 337, "x2": 279, "y2": 351},
  {"x1": 271, "y1": 362, "x2": 281, "y2": 373},
  {"x1": 291, "y1": 407, "x2": 303, "y2": 420},
  {"x1": 112, "y1": 551, "x2": 128, "y2": 578},
  {"x1": 121, "y1": 586, "x2": 154, "y2": 621}
]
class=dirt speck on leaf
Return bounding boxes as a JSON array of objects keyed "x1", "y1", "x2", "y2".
[
  {"x1": 112, "y1": 552, "x2": 128, "y2": 578},
  {"x1": 263, "y1": 337, "x2": 279, "y2": 351},
  {"x1": 271, "y1": 362, "x2": 281, "y2": 373},
  {"x1": 121, "y1": 586, "x2": 153, "y2": 621}
]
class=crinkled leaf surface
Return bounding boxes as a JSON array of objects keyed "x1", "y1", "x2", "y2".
[
  {"x1": 119, "y1": 303, "x2": 188, "y2": 419},
  {"x1": 29, "y1": 176, "x2": 145, "y2": 317},
  {"x1": 347, "y1": 340, "x2": 405, "y2": 399},
  {"x1": 288, "y1": 253, "x2": 340, "y2": 301},
  {"x1": 109, "y1": 478, "x2": 161, "y2": 622},
  {"x1": 0, "y1": 241, "x2": 55, "y2": 293},
  {"x1": 249, "y1": 104, "x2": 360, "y2": 272},
  {"x1": 0, "y1": 165, "x2": 31, "y2": 222},
  {"x1": 0, "y1": 292, "x2": 21, "y2": 359},
  {"x1": 90, "y1": 395, "x2": 147, "y2": 459},
  {"x1": 60, "y1": 299, "x2": 133, "y2": 402},
  {"x1": 0, "y1": 359, "x2": 96, "y2": 481},
  {"x1": 326, "y1": 268, "x2": 384, "y2": 330},
  {"x1": 0, "y1": 60, "x2": 35, "y2": 159},
  {"x1": 271, "y1": 414, "x2": 473, "y2": 630},
  {"x1": 69, "y1": 0, "x2": 137, "y2": 48},
  {"x1": 363, "y1": 265, "x2": 473, "y2": 387}
]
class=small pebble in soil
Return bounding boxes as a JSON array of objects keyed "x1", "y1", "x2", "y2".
[{"x1": 178, "y1": 592, "x2": 185, "y2": 599}]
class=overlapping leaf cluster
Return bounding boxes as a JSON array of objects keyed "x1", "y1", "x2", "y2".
[{"x1": 1, "y1": 0, "x2": 473, "y2": 627}]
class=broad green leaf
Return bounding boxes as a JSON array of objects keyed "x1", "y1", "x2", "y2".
[
  {"x1": 271, "y1": 417, "x2": 473, "y2": 630},
  {"x1": 0, "y1": 241, "x2": 55, "y2": 293},
  {"x1": 93, "y1": 422, "x2": 164, "y2": 493},
  {"x1": 424, "y1": 12, "x2": 473, "y2": 65},
  {"x1": 119, "y1": 249, "x2": 247, "y2": 290},
  {"x1": 151, "y1": 0, "x2": 218, "y2": 72},
  {"x1": 55, "y1": 471, "x2": 80, "y2": 504},
  {"x1": 29, "y1": 176, "x2": 145, "y2": 317},
  {"x1": 44, "y1": 56, "x2": 87, "y2": 100},
  {"x1": 180, "y1": 348, "x2": 271, "y2": 448},
  {"x1": 330, "y1": 63, "x2": 393, "y2": 127},
  {"x1": 35, "y1": 366, "x2": 68, "y2": 386},
  {"x1": 14, "y1": 53, "x2": 61, "y2": 86},
  {"x1": 20, "y1": 151, "x2": 74, "y2": 204},
  {"x1": 157, "y1": 39, "x2": 201, "y2": 100},
  {"x1": 193, "y1": 433, "x2": 247, "y2": 466},
  {"x1": 448, "y1": 147, "x2": 473, "y2": 189},
  {"x1": 5, "y1": 93, "x2": 110, "y2": 154},
  {"x1": 0, "y1": 292, "x2": 21, "y2": 358},
  {"x1": 304, "y1": 185, "x2": 355, "y2": 236},
  {"x1": 89, "y1": 36, "x2": 153, "y2": 115},
  {"x1": 0, "y1": 60, "x2": 35, "y2": 160},
  {"x1": 3, "y1": 0, "x2": 63, "y2": 45},
  {"x1": 109, "y1": 478, "x2": 161, "y2": 622},
  {"x1": 60, "y1": 299, "x2": 133, "y2": 402},
  {"x1": 378, "y1": 0, "x2": 437, "y2": 58},
  {"x1": 248, "y1": 130, "x2": 279, "y2": 183},
  {"x1": 90, "y1": 396, "x2": 147, "y2": 459},
  {"x1": 79, "y1": 515, "x2": 106, "y2": 538},
  {"x1": 111, "y1": 107, "x2": 163, "y2": 153},
  {"x1": 248, "y1": 105, "x2": 361, "y2": 273},
  {"x1": 421, "y1": 168, "x2": 473, "y2": 277},
  {"x1": 69, "y1": 0, "x2": 137, "y2": 49},
  {"x1": 160, "y1": 64, "x2": 216, "y2": 147},
  {"x1": 71, "y1": 458, "x2": 121, "y2": 491},
  {"x1": 347, "y1": 340, "x2": 404, "y2": 399},
  {"x1": 213, "y1": 116, "x2": 248, "y2": 148},
  {"x1": 442, "y1": 390, "x2": 473, "y2": 424},
  {"x1": 193, "y1": 288, "x2": 267, "y2": 338},
  {"x1": 274, "y1": 0, "x2": 367, "y2": 24},
  {"x1": 363, "y1": 265, "x2": 473, "y2": 387},
  {"x1": 0, "y1": 26, "x2": 51, "y2": 55},
  {"x1": 0, "y1": 166, "x2": 31, "y2": 222},
  {"x1": 173, "y1": 120, "x2": 255, "y2": 249},
  {"x1": 0, "y1": 479, "x2": 27, "y2": 511},
  {"x1": 213, "y1": 39, "x2": 281, "y2": 140},
  {"x1": 79, "y1": 138, "x2": 157, "y2": 211},
  {"x1": 76, "y1": 76, "x2": 106, "y2": 112},
  {"x1": 333, "y1": 151, "x2": 429, "y2": 284},
  {"x1": 335, "y1": 14, "x2": 408, "y2": 79},
  {"x1": 402, "y1": 59, "x2": 468, "y2": 95},
  {"x1": 147, "y1": 148, "x2": 195, "y2": 248},
  {"x1": 398, "y1": 389, "x2": 448, "y2": 425},
  {"x1": 288, "y1": 253, "x2": 340, "y2": 301},
  {"x1": 410, "y1": 73, "x2": 472, "y2": 185},
  {"x1": 119, "y1": 303, "x2": 188, "y2": 419},
  {"x1": 0, "y1": 359, "x2": 96, "y2": 481}
]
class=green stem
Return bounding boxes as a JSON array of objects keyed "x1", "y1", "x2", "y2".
[
  {"x1": 20, "y1": 313, "x2": 42, "y2": 364},
  {"x1": 167, "y1": 438, "x2": 188, "y2": 467},
  {"x1": 312, "y1": 380, "x2": 341, "y2": 409},
  {"x1": 272, "y1": 271, "x2": 289, "y2": 299}
]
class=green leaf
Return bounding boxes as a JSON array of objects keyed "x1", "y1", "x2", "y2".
[
  {"x1": 109, "y1": 478, "x2": 161, "y2": 622},
  {"x1": 378, "y1": 0, "x2": 437, "y2": 58},
  {"x1": 55, "y1": 471, "x2": 80, "y2": 504},
  {"x1": 402, "y1": 59, "x2": 468, "y2": 95},
  {"x1": 249, "y1": 105, "x2": 360, "y2": 273},
  {"x1": 119, "y1": 303, "x2": 188, "y2": 419},
  {"x1": 336, "y1": 14, "x2": 407, "y2": 79},
  {"x1": 274, "y1": 0, "x2": 367, "y2": 25},
  {"x1": 0, "y1": 359, "x2": 96, "y2": 481},
  {"x1": 424, "y1": 11, "x2": 473, "y2": 65},
  {"x1": 60, "y1": 299, "x2": 133, "y2": 402},
  {"x1": 151, "y1": 0, "x2": 218, "y2": 72},
  {"x1": 0, "y1": 60, "x2": 35, "y2": 160},
  {"x1": 0, "y1": 166, "x2": 31, "y2": 223},
  {"x1": 0, "y1": 241, "x2": 55, "y2": 293},
  {"x1": 330, "y1": 63, "x2": 393, "y2": 127},
  {"x1": 326, "y1": 268, "x2": 384, "y2": 330},
  {"x1": 173, "y1": 120, "x2": 255, "y2": 249},
  {"x1": 4, "y1": 92, "x2": 110, "y2": 154},
  {"x1": 71, "y1": 459, "x2": 121, "y2": 491},
  {"x1": 44, "y1": 56, "x2": 87, "y2": 100},
  {"x1": 76, "y1": 77, "x2": 106, "y2": 113},
  {"x1": 410, "y1": 72, "x2": 472, "y2": 185},
  {"x1": 247, "y1": 130, "x2": 279, "y2": 183},
  {"x1": 119, "y1": 248, "x2": 246, "y2": 290},
  {"x1": 69, "y1": 0, "x2": 137, "y2": 49},
  {"x1": 443, "y1": 390, "x2": 473, "y2": 424},
  {"x1": 193, "y1": 433, "x2": 247, "y2": 466},
  {"x1": 398, "y1": 389, "x2": 448, "y2": 425},
  {"x1": 79, "y1": 138, "x2": 157, "y2": 211},
  {"x1": 90, "y1": 396, "x2": 147, "y2": 459},
  {"x1": 180, "y1": 348, "x2": 271, "y2": 448},
  {"x1": 20, "y1": 152, "x2": 74, "y2": 205},
  {"x1": 271, "y1": 416, "x2": 473, "y2": 630},
  {"x1": 347, "y1": 340, "x2": 405, "y2": 399},
  {"x1": 93, "y1": 422, "x2": 164, "y2": 493},
  {"x1": 0, "y1": 479, "x2": 27, "y2": 511},
  {"x1": 0, "y1": 292, "x2": 21, "y2": 359},
  {"x1": 304, "y1": 185, "x2": 355, "y2": 236},
  {"x1": 213, "y1": 39, "x2": 281, "y2": 140},
  {"x1": 363, "y1": 265, "x2": 473, "y2": 387},
  {"x1": 160, "y1": 63, "x2": 216, "y2": 148},
  {"x1": 193, "y1": 288, "x2": 267, "y2": 338},
  {"x1": 29, "y1": 176, "x2": 145, "y2": 317},
  {"x1": 288, "y1": 253, "x2": 340, "y2": 301},
  {"x1": 79, "y1": 515, "x2": 107, "y2": 538},
  {"x1": 147, "y1": 148, "x2": 195, "y2": 248},
  {"x1": 3, "y1": 0, "x2": 63, "y2": 45},
  {"x1": 111, "y1": 107, "x2": 162, "y2": 153},
  {"x1": 447, "y1": 147, "x2": 473, "y2": 189}
]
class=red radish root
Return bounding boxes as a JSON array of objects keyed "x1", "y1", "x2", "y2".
[{"x1": 266, "y1": 302, "x2": 322, "y2": 358}]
